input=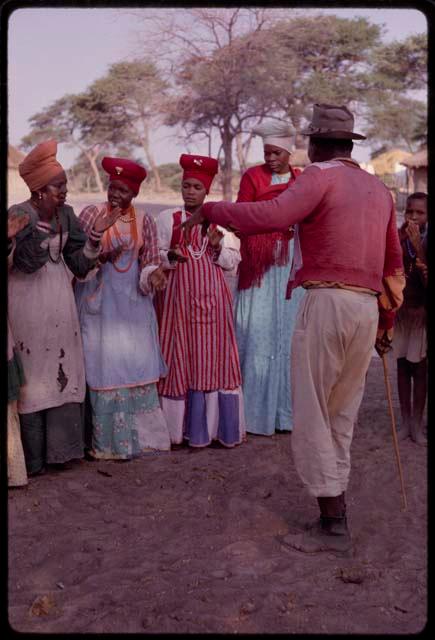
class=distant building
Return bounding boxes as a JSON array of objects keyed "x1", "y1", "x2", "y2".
[
  {"x1": 400, "y1": 147, "x2": 427, "y2": 194},
  {"x1": 370, "y1": 147, "x2": 411, "y2": 178},
  {"x1": 8, "y1": 145, "x2": 28, "y2": 207}
]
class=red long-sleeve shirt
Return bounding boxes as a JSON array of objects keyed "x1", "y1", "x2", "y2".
[{"x1": 203, "y1": 158, "x2": 404, "y2": 293}]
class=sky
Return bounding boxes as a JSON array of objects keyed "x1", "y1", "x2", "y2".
[{"x1": 7, "y1": 6, "x2": 428, "y2": 170}]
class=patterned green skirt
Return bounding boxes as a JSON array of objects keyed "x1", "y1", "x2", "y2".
[{"x1": 89, "y1": 383, "x2": 171, "y2": 459}]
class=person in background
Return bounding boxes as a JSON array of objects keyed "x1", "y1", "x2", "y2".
[
  {"x1": 393, "y1": 192, "x2": 427, "y2": 444},
  {"x1": 8, "y1": 140, "x2": 117, "y2": 476},
  {"x1": 235, "y1": 120, "x2": 304, "y2": 436},
  {"x1": 182, "y1": 104, "x2": 405, "y2": 554},
  {"x1": 7, "y1": 212, "x2": 30, "y2": 488},
  {"x1": 156, "y1": 154, "x2": 245, "y2": 449},
  {"x1": 75, "y1": 157, "x2": 171, "y2": 460}
]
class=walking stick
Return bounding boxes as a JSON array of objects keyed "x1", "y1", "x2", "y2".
[{"x1": 381, "y1": 354, "x2": 408, "y2": 511}]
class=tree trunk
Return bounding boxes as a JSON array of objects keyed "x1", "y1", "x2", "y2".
[
  {"x1": 235, "y1": 132, "x2": 246, "y2": 172},
  {"x1": 142, "y1": 124, "x2": 162, "y2": 192},
  {"x1": 85, "y1": 149, "x2": 104, "y2": 194},
  {"x1": 221, "y1": 124, "x2": 233, "y2": 201}
]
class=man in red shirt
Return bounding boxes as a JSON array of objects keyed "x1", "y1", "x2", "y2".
[{"x1": 183, "y1": 104, "x2": 405, "y2": 555}]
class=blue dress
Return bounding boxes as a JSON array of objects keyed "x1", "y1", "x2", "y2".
[
  {"x1": 75, "y1": 210, "x2": 170, "y2": 458},
  {"x1": 234, "y1": 172, "x2": 305, "y2": 435}
]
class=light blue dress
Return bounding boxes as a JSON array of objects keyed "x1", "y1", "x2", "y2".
[
  {"x1": 234, "y1": 173, "x2": 305, "y2": 435},
  {"x1": 75, "y1": 216, "x2": 170, "y2": 458}
]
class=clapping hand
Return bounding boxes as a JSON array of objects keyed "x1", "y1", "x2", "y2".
[
  {"x1": 8, "y1": 212, "x2": 30, "y2": 239},
  {"x1": 93, "y1": 206, "x2": 123, "y2": 233},
  {"x1": 149, "y1": 265, "x2": 167, "y2": 291}
]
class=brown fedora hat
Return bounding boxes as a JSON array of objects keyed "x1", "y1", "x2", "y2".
[{"x1": 300, "y1": 103, "x2": 366, "y2": 140}]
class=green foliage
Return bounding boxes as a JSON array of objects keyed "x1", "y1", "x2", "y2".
[
  {"x1": 365, "y1": 95, "x2": 426, "y2": 152},
  {"x1": 22, "y1": 13, "x2": 426, "y2": 197},
  {"x1": 371, "y1": 33, "x2": 427, "y2": 91}
]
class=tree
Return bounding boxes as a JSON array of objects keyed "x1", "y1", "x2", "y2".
[
  {"x1": 83, "y1": 61, "x2": 169, "y2": 191},
  {"x1": 20, "y1": 94, "x2": 125, "y2": 193},
  {"x1": 22, "y1": 60, "x2": 168, "y2": 193},
  {"x1": 154, "y1": 8, "x2": 292, "y2": 199},
  {"x1": 364, "y1": 95, "x2": 426, "y2": 152},
  {"x1": 136, "y1": 11, "x2": 427, "y2": 198},
  {"x1": 371, "y1": 33, "x2": 427, "y2": 91}
]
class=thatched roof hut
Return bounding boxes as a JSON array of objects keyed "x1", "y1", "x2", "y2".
[
  {"x1": 399, "y1": 147, "x2": 427, "y2": 194},
  {"x1": 370, "y1": 148, "x2": 411, "y2": 176},
  {"x1": 400, "y1": 148, "x2": 427, "y2": 169}
]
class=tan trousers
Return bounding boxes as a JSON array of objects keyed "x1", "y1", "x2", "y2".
[{"x1": 290, "y1": 288, "x2": 378, "y2": 497}]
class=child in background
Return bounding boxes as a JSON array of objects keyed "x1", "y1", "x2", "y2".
[
  {"x1": 393, "y1": 192, "x2": 427, "y2": 444},
  {"x1": 156, "y1": 154, "x2": 245, "y2": 448}
]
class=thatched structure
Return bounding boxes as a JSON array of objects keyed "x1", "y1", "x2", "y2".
[
  {"x1": 7, "y1": 145, "x2": 28, "y2": 207},
  {"x1": 370, "y1": 148, "x2": 411, "y2": 176},
  {"x1": 400, "y1": 148, "x2": 427, "y2": 194}
]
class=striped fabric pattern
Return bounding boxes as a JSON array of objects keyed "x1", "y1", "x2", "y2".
[{"x1": 158, "y1": 213, "x2": 241, "y2": 396}]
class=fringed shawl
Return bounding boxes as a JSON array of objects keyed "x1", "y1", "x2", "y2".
[{"x1": 236, "y1": 164, "x2": 300, "y2": 290}]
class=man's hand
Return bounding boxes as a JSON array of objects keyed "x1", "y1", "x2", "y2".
[
  {"x1": 93, "y1": 206, "x2": 123, "y2": 233},
  {"x1": 207, "y1": 227, "x2": 224, "y2": 249},
  {"x1": 180, "y1": 208, "x2": 209, "y2": 244},
  {"x1": 167, "y1": 245, "x2": 188, "y2": 263},
  {"x1": 375, "y1": 329, "x2": 393, "y2": 358},
  {"x1": 8, "y1": 212, "x2": 30, "y2": 239},
  {"x1": 149, "y1": 265, "x2": 167, "y2": 291}
]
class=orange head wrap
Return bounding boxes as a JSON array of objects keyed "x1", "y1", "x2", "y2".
[{"x1": 18, "y1": 139, "x2": 64, "y2": 192}]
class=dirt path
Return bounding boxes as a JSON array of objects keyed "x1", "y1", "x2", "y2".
[{"x1": 7, "y1": 357, "x2": 427, "y2": 634}]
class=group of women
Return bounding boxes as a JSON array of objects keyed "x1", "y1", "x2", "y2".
[{"x1": 7, "y1": 121, "x2": 306, "y2": 486}]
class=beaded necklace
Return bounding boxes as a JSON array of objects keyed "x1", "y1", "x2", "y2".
[
  {"x1": 108, "y1": 205, "x2": 138, "y2": 273},
  {"x1": 187, "y1": 236, "x2": 209, "y2": 260}
]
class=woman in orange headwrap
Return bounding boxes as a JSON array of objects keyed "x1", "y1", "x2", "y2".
[{"x1": 8, "y1": 140, "x2": 120, "y2": 476}]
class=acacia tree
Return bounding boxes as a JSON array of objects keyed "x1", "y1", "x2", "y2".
[
  {"x1": 83, "y1": 61, "x2": 169, "y2": 191},
  {"x1": 136, "y1": 10, "x2": 426, "y2": 198},
  {"x1": 364, "y1": 33, "x2": 427, "y2": 150},
  {"x1": 20, "y1": 93, "x2": 127, "y2": 193},
  {"x1": 22, "y1": 60, "x2": 168, "y2": 193},
  {"x1": 151, "y1": 8, "x2": 293, "y2": 199}
]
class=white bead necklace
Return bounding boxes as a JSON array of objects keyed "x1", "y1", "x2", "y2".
[{"x1": 187, "y1": 236, "x2": 209, "y2": 260}]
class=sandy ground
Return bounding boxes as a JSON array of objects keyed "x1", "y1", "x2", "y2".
[{"x1": 7, "y1": 356, "x2": 427, "y2": 634}]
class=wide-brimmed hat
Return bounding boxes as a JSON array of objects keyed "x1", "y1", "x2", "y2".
[{"x1": 300, "y1": 104, "x2": 366, "y2": 140}]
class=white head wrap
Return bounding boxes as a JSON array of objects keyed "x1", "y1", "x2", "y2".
[{"x1": 252, "y1": 120, "x2": 294, "y2": 154}]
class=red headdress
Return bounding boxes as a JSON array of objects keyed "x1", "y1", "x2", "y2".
[
  {"x1": 179, "y1": 154, "x2": 218, "y2": 194},
  {"x1": 102, "y1": 157, "x2": 147, "y2": 196}
]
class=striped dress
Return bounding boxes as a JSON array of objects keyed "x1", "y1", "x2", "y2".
[{"x1": 156, "y1": 207, "x2": 245, "y2": 448}]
